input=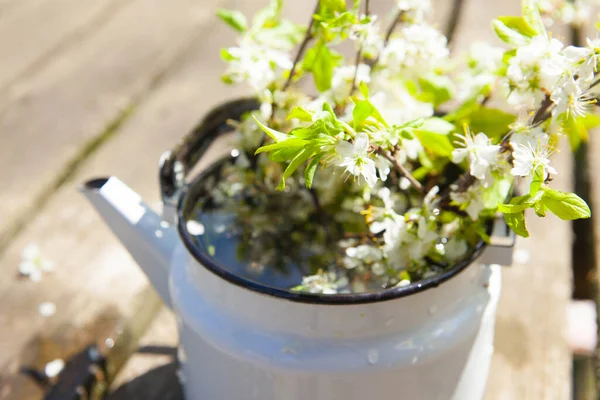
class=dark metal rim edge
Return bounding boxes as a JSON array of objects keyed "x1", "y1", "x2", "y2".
[{"x1": 176, "y1": 160, "x2": 489, "y2": 305}]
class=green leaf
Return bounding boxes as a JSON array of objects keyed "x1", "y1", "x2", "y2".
[
  {"x1": 221, "y1": 74, "x2": 234, "y2": 84},
  {"x1": 303, "y1": 42, "x2": 339, "y2": 92},
  {"x1": 492, "y1": 19, "x2": 530, "y2": 47},
  {"x1": 255, "y1": 138, "x2": 307, "y2": 155},
  {"x1": 352, "y1": 100, "x2": 374, "y2": 125},
  {"x1": 287, "y1": 106, "x2": 313, "y2": 122},
  {"x1": 529, "y1": 164, "x2": 545, "y2": 196},
  {"x1": 581, "y1": 112, "x2": 600, "y2": 129},
  {"x1": 253, "y1": 116, "x2": 288, "y2": 142},
  {"x1": 562, "y1": 113, "x2": 588, "y2": 151},
  {"x1": 468, "y1": 108, "x2": 516, "y2": 140},
  {"x1": 359, "y1": 81, "x2": 369, "y2": 98},
  {"x1": 497, "y1": 16, "x2": 538, "y2": 38},
  {"x1": 419, "y1": 117, "x2": 455, "y2": 135},
  {"x1": 319, "y1": 0, "x2": 346, "y2": 14},
  {"x1": 220, "y1": 48, "x2": 236, "y2": 61},
  {"x1": 534, "y1": 200, "x2": 546, "y2": 217},
  {"x1": 483, "y1": 177, "x2": 512, "y2": 209},
  {"x1": 304, "y1": 154, "x2": 323, "y2": 189},
  {"x1": 352, "y1": 99, "x2": 388, "y2": 127},
  {"x1": 217, "y1": 9, "x2": 248, "y2": 32},
  {"x1": 414, "y1": 130, "x2": 454, "y2": 157},
  {"x1": 254, "y1": 20, "x2": 306, "y2": 49},
  {"x1": 252, "y1": 0, "x2": 282, "y2": 29},
  {"x1": 542, "y1": 188, "x2": 591, "y2": 220},
  {"x1": 498, "y1": 193, "x2": 540, "y2": 213},
  {"x1": 278, "y1": 148, "x2": 314, "y2": 190},
  {"x1": 418, "y1": 74, "x2": 455, "y2": 106},
  {"x1": 522, "y1": 0, "x2": 547, "y2": 38},
  {"x1": 504, "y1": 211, "x2": 529, "y2": 237},
  {"x1": 502, "y1": 49, "x2": 517, "y2": 64}
]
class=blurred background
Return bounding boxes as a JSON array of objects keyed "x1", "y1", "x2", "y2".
[{"x1": 0, "y1": 0, "x2": 599, "y2": 399}]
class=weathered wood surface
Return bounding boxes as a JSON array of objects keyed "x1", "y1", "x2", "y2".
[
  {"x1": 0, "y1": 0, "x2": 237, "y2": 386},
  {"x1": 0, "y1": 0, "x2": 220, "y2": 255},
  {"x1": 0, "y1": 0, "x2": 128, "y2": 91},
  {"x1": 0, "y1": 0, "x2": 578, "y2": 398},
  {"x1": 589, "y1": 104, "x2": 600, "y2": 398}
]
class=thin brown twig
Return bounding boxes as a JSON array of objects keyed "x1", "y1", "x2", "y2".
[
  {"x1": 383, "y1": 10, "x2": 404, "y2": 46},
  {"x1": 375, "y1": 146, "x2": 424, "y2": 193},
  {"x1": 350, "y1": 45, "x2": 364, "y2": 96},
  {"x1": 440, "y1": 93, "x2": 557, "y2": 204},
  {"x1": 368, "y1": 10, "x2": 405, "y2": 69},
  {"x1": 445, "y1": 0, "x2": 465, "y2": 46},
  {"x1": 350, "y1": 0, "x2": 370, "y2": 96},
  {"x1": 282, "y1": 1, "x2": 320, "y2": 91}
]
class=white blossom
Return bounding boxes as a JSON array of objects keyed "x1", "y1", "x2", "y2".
[
  {"x1": 509, "y1": 125, "x2": 549, "y2": 150},
  {"x1": 45, "y1": 359, "x2": 65, "y2": 378},
  {"x1": 457, "y1": 42, "x2": 504, "y2": 101},
  {"x1": 511, "y1": 141, "x2": 557, "y2": 180},
  {"x1": 551, "y1": 76, "x2": 596, "y2": 118},
  {"x1": 424, "y1": 185, "x2": 440, "y2": 212},
  {"x1": 406, "y1": 216, "x2": 437, "y2": 260},
  {"x1": 558, "y1": 0, "x2": 597, "y2": 26},
  {"x1": 336, "y1": 132, "x2": 377, "y2": 187},
  {"x1": 444, "y1": 238, "x2": 468, "y2": 261},
  {"x1": 374, "y1": 156, "x2": 391, "y2": 181},
  {"x1": 380, "y1": 24, "x2": 449, "y2": 77},
  {"x1": 396, "y1": 0, "x2": 431, "y2": 21},
  {"x1": 564, "y1": 45, "x2": 596, "y2": 83},
  {"x1": 224, "y1": 39, "x2": 292, "y2": 92},
  {"x1": 452, "y1": 131, "x2": 500, "y2": 181},
  {"x1": 328, "y1": 64, "x2": 371, "y2": 105},
  {"x1": 19, "y1": 244, "x2": 54, "y2": 282},
  {"x1": 345, "y1": 245, "x2": 383, "y2": 264},
  {"x1": 506, "y1": 36, "x2": 566, "y2": 108},
  {"x1": 350, "y1": 17, "x2": 384, "y2": 58},
  {"x1": 370, "y1": 79, "x2": 434, "y2": 126},
  {"x1": 39, "y1": 302, "x2": 57, "y2": 317},
  {"x1": 450, "y1": 185, "x2": 486, "y2": 221}
]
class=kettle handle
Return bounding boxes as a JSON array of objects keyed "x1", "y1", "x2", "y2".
[{"x1": 159, "y1": 97, "x2": 259, "y2": 220}]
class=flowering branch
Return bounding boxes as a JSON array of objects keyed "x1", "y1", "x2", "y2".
[
  {"x1": 350, "y1": 0, "x2": 370, "y2": 96},
  {"x1": 375, "y1": 146, "x2": 424, "y2": 193},
  {"x1": 445, "y1": 0, "x2": 465, "y2": 45},
  {"x1": 368, "y1": 10, "x2": 405, "y2": 69},
  {"x1": 283, "y1": 1, "x2": 320, "y2": 91},
  {"x1": 216, "y1": 0, "x2": 595, "y2": 293}
]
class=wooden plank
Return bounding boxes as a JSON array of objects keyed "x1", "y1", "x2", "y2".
[
  {"x1": 0, "y1": 0, "x2": 130, "y2": 92},
  {"x1": 451, "y1": 1, "x2": 574, "y2": 398},
  {"x1": 0, "y1": 0, "x2": 242, "y2": 373},
  {"x1": 588, "y1": 90, "x2": 600, "y2": 400},
  {"x1": 109, "y1": 308, "x2": 178, "y2": 393},
  {"x1": 0, "y1": 0, "x2": 220, "y2": 255},
  {"x1": 485, "y1": 145, "x2": 573, "y2": 400},
  {"x1": 0, "y1": 287, "x2": 163, "y2": 399}
]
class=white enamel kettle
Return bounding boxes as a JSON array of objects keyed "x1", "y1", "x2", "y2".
[{"x1": 82, "y1": 98, "x2": 514, "y2": 400}]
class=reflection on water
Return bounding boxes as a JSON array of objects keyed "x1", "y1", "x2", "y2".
[{"x1": 188, "y1": 161, "x2": 346, "y2": 291}]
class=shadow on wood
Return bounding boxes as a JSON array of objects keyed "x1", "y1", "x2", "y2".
[{"x1": 107, "y1": 358, "x2": 182, "y2": 400}]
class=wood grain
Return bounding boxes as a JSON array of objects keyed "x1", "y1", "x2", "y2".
[
  {"x1": 0, "y1": 0, "x2": 221, "y2": 255},
  {"x1": 0, "y1": 0, "x2": 129, "y2": 92},
  {"x1": 0, "y1": 0, "x2": 236, "y2": 373},
  {"x1": 452, "y1": 1, "x2": 573, "y2": 398}
]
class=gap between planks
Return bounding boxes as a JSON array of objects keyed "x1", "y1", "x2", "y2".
[
  {"x1": 0, "y1": 0, "x2": 239, "y2": 377},
  {"x1": 0, "y1": 0, "x2": 229, "y2": 258},
  {"x1": 0, "y1": 0, "x2": 131, "y2": 98}
]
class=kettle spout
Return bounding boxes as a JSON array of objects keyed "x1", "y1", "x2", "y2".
[{"x1": 81, "y1": 177, "x2": 177, "y2": 308}]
